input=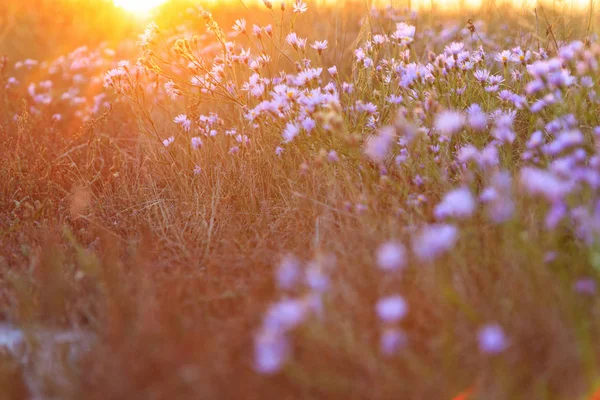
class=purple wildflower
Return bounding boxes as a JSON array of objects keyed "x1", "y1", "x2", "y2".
[
  {"x1": 365, "y1": 126, "x2": 395, "y2": 162},
  {"x1": 434, "y1": 187, "x2": 476, "y2": 220},
  {"x1": 478, "y1": 324, "x2": 508, "y2": 354},
  {"x1": 276, "y1": 255, "x2": 301, "y2": 290},
  {"x1": 376, "y1": 295, "x2": 408, "y2": 323},
  {"x1": 573, "y1": 278, "x2": 597, "y2": 295},
  {"x1": 376, "y1": 241, "x2": 407, "y2": 271},
  {"x1": 412, "y1": 224, "x2": 459, "y2": 261},
  {"x1": 434, "y1": 110, "x2": 465, "y2": 137},
  {"x1": 380, "y1": 328, "x2": 408, "y2": 356},
  {"x1": 254, "y1": 330, "x2": 289, "y2": 374},
  {"x1": 520, "y1": 167, "x2": 574, "y2": 202}
]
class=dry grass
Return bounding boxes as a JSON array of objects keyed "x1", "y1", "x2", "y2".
[{"x1": 1, "y1": 0, "x2": 600, "y2": 399}]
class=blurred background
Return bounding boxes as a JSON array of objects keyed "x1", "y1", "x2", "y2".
[{"x1": 1, "y1": 0, "x2": 597, "y2": 62}]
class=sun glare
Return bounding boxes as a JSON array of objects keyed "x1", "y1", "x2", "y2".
[{"x1": 113, "y1": 0, "x2": 167, "y2": 13}]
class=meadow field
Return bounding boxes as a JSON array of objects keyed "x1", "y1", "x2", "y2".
[{"x1": 1, "y1": 0, "x2": 600, "y2": 398}]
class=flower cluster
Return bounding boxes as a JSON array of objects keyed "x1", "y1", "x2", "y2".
[
  {"x1": 254, "y1": 254, "x2": 334, "y2": 374},
  {"x1": 96, "y1": 1, "x2": 600, "y2": 376}
]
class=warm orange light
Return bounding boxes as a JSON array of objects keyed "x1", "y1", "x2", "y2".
[
  {"x1": 451, "y1": 386, "x2": 475, "y2": 400},
  {"x1": 113, "y1": 0, "x2": 167, "y2": 13}
]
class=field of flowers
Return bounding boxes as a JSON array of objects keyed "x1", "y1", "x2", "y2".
[{"x1": 1, "y1": 0, "x2": 600, "y2": 398}]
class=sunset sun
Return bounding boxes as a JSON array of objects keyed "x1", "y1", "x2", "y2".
[{"x1": 112, "y1": 0, "x2": 167, "y2": 12}]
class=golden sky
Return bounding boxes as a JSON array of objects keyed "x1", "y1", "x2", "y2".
[{"x1": 112, "y1": 0, "x2": 597, "y2": 14}]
